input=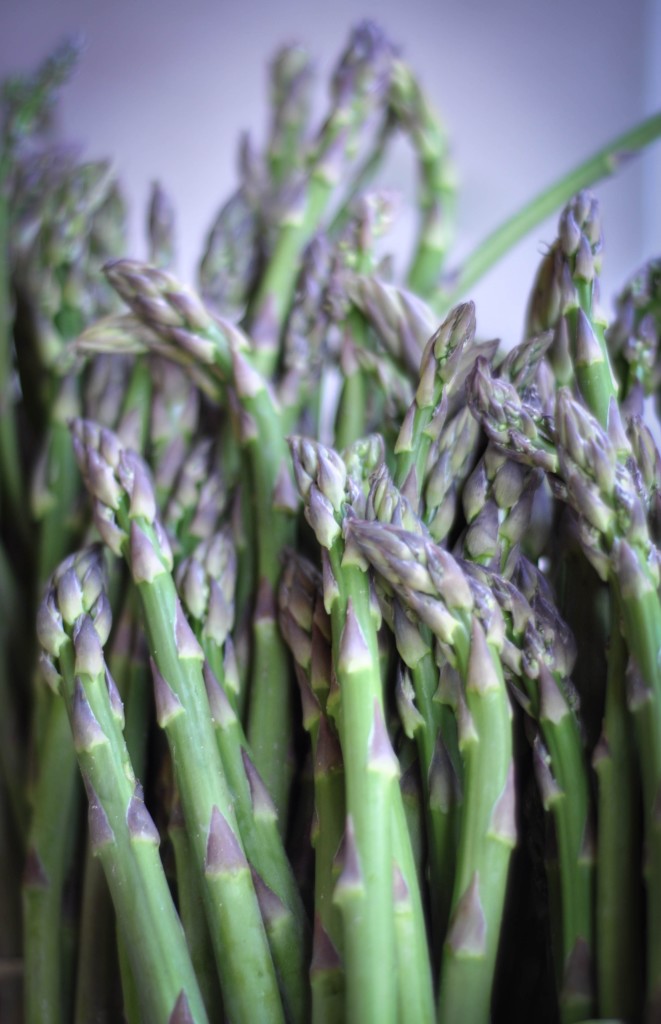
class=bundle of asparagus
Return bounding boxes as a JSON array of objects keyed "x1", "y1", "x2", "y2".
[{"x1": 2, "y1": 23, "x2": 661, "y2": 1024}]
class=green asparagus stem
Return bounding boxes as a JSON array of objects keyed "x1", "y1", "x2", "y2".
[
  {"x1": 168, "y1": 796, "x2": 222, "y2": 1022},
  {"x1": 592, "y1": 623, "x2": 643, "y2": 1022},
  {"x1": 346, "y1": 519, "x2": 515, "y2": 1024},
  {"x1": 36, "y1": 547, "x2": 209, "y2": 1023},
  {"x1": 393, "y1": 301, "x2": 476, "y2": 505},
  {"x1": 177, "y1": 533, "x2": 310, "y2": 1023},
  {"x1": 22, "y1": 689, "x2": 81, "y2": 1024},
  {"x1": 366, "y1": 462, "x2": 459, "y2": 958},
  {"x1": 278, "y1": 552, "x2": 346, "y2": 1023},
  {"x1": 388, "y1": 58, "x2": 455, "y2": 296},
  {"x1": 438, "y1": 111, "x2": 661, "y2": 311},
  {"x1": 71, "y1": 420, "x2": 286, "y2": 1023},
  {"x1": 290, "y1": 436, "x2": 434, "y2": 1024},
  {"x1": 247, "y1": 21, "x2": 396, "y2": 369}
]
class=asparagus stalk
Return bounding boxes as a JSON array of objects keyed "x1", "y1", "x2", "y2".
[
  {"x1": 290, "y1": 436, "x2": 435, "y2": 1024},
  {"x1": 393, "y1": 301, "x2": 476, "y2": 505},
  {"x1": 438, "y1": 111, "x2": 661, "y2": 312},
  {"x1": 278, "y1": 552, "x2": 346, "y2": 1023},
  {"x1": 70, "y1": 419, "x2": 286, "y2": 1023},
  {"x1": 346, "y1": 519, "x2": 515, "y2": 1024},
  {"x1": 388, "y1": 58, "x2": 456, "y2": 297},
  {"x1": 247, "y1": 21, "x2": 396, "y2": 366},
  {"x1": 177, "y1": 533, "x2": 310, "y2": 1024},
  {"x1": 36, "y1": 546, "x2": 209, "y2": 1023},
  {"x1": 366, "y1": 462, "x2": 460, "y2": 957}
]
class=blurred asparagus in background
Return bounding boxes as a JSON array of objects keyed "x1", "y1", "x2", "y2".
[{"x1": 2, "y1": 20, "x2": 661, "y2": 1024}]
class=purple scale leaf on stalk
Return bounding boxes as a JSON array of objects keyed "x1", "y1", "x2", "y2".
[
  {"x1": 105, "y1": 667, "x2": 125, "y2": 727},
  {"x1": 223, "y1": 637, "x2": 241, "y2": 699},
  {"x1": 73, "y1": 615, "x2": 105, "y2": 678},
  {"x1": 333, "y1": 816, "x2": 364, "y2": 900},
  {"x1": 56, "y1": 567, "x2": 84, "y2": 626},
  {"x1": 339, "y1": 523, "x2": 370, "y2": 572},
  {"x1": 123, "y1": 452, "x2": 157, "y2": 523},
  {"x1": 317, "y1": 447, "x2": 347, "y2": 512},
  {"x1": 575, "y1": 235, "x2": 596, "y2": 283},
  {"x1": 445, "y1": 874, "x2": 487, "y2": 956},
  {"x1": 231, "y1": 348, "x2": 266, "y2": 400},
  {"x1": 294, "y1": 664, "x2": 321, "y2": 733},
  {"x1": 178, "y1": 558, "x2": 207, "y2": 621},
  {"x1": 202, "y1": 662, "x2": 237, "y2": 729},
  {"x1": 454, "y1": 692, "x2": 479, "y2": 748},
  {"x1": 281, "y1": 613, "x2": 312, "y2": 670},
  {"x1": 127, "y1": 793, "x2": 161, "y2": 845},
  {"x1": 574, "y1": 307, "x2": 603, "y2": 368},
  {"x1": 489, "y1": 762, "x2": 517, "y2": 846},
  {"x1": 93, "y1": 501, "x2": 127, "y2": 556},
  {"x1": 392, "y1": 863, "x2": 409, "y2": 907},
  {"x1": 86, "y1": 447, "x2": 122, "y2": 510},
  {"x1": 84, "y1": 776, "x2": 115, "y2": 852},
  {"x1": 174, "y1": 601, "x2": 205, "y2": 660},
  {"x1": 273, "y1": 459, "x2": 299, "y2": 513},
  {"x1": 254, "y1": 576, "x2": 276, "y2": 625},
  {"x1": 36, "y1": 594, "x2": 67, "y2": 658},
  {"x1": 151, "y1": 659, "x2": 185, "y2": 728},
  {"x1": 314, "y1": 714, "x2": 343, "y2": 778},
  {"x1": 337, "y1": 598, "x2": 372, "y2": 674},
  {"x1": 395, "y1": 663, "x2": 426, "y2": 739},
  {"x1": 204, "y1": 806, "x2": 248, "y2": 877},
  {"x1": 538, "y1": 663, "x2": 570, "y2": 725},
  {"x1": 466, "y1": 619, "x2": 501, "y2": 696},
  {"x1": 311, "y1": 916, "x2": 343, "y2": 975},
  {"x1": 90, "y1": 592, "x2": 112, "y2": 647},
  {"x1": 205, "y1": 579, "x2": 233, "y2": 647},
  {"x1": 39, "y1": 652, "x2": 62, "y2": 694},
  {"x1": 393, "y1": 600, "x2": 430, "y2": 669},
  {"x1": 367, "y1": 699, "x2": 400, "y2": 778},
  {"x1": 394, "y1": 403, "x2": 416, "y2": 454},
  {"x1": 241, "y1": 750, "x2": 279, "y2": 823},
  {"x1": 169, "y1": 991, "x2": 194, "y2": 1024},
  {"x1": 250, "y1": 868, "x2": 288, "y2": 928},
  {"x1": 591, "y1": 731, "x2": 610, "y2": 770},
  {"x1": 563, "y1": 938, "x2": 593, "y2": 1006},
  {"x1": 532, "y1": 734, "x2": 562, "y2": 809},
  {"x1": 559, "y1": 208, "x2": 581, "y2": 256},
  {"x1": 307, "y1": 487, "x2": 342, "y2": 549},
  {"x1": 129, "y1": 521, "x2": 168, "y2": 585},
  {"x1": 428, "y1": 732, "x2": 460, "y2": 813},
  {"x1": 23, "y1": 847, "x2": 49, "y2": 889}
]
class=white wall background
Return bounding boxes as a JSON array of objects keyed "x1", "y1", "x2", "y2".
[{"x1": 1, "y1": 0, "x2": 660, "y2": 346}]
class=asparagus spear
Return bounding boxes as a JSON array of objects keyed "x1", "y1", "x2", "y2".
[
  {"x1": 388, "y1": 58, "x2": 455, "y2": 297},
  {"x1": 346, "y1": 518, "x2": 515, "y2": 1024},
  {"x1": 290, "y1": 436, "x2": 435, "y2": 1024},
  {"x1": 437, "y1": 111, "x2": 661, "y2": 314},
  {"x1": 178, "y1": 532, "x2": 310, "y2": 1024},
  {"x1": 36, "y1": 546, "x2": 208, "y2": 1023},
  {"x1": 70, "y1": 419, "x2": 286, "y2": 1023},
  {"x1": 278, "y1": 552, "x2": 346, "y2": 1023},
  {"x1": 247, "y1": 21, "x2": 396, "y2": 369}
]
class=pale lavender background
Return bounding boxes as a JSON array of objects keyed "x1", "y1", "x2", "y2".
[{"x1": 1, "y1": 0, "x2": 660, "y2": 345}]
